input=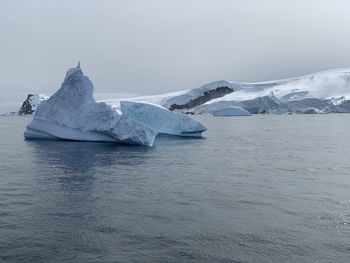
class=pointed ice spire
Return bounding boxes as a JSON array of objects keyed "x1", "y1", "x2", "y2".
[{"x1": 65, "y1": 62, "x2": 83, "y2": 80}]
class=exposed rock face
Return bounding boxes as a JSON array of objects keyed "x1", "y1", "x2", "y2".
[
  {"x1": 19, "y1": 94, "x2": 35, "y2": 115},
  {"x1": 18, "y1": 94, "x2": 48, "y2": 115},
  {"x1": 168, "y1": 86, "x2": 233, "y2": 111}
]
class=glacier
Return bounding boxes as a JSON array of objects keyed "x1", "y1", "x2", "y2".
[
  {"x1": 120, "y1": 101, "x2": 207, "y2": 137},
  {"x1": 191, "y1": 68, "x2": 350, "y2": 115},
  {"x1": 24, "y1": 64, "x2": 157, "y2": 146}
]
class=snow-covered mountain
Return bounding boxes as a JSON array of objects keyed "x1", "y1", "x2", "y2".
[
  {"x1": 192, "y1": 68, "x2": 350, "y2": 114},
  {"x1": 15, "y1": 67, "x2": 350, "y2": 116}
]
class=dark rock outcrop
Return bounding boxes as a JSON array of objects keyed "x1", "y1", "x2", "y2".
[
  {"x1": 169, "y1": 86, "x2": 233, "y2": 111},
  {"x1": 18, "y1": 94, "x2": 35, "y2": 115}
]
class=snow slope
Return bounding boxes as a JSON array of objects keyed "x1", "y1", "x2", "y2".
[{"x1": 218, "y1": 68, "x2": 350, "y2": 101}]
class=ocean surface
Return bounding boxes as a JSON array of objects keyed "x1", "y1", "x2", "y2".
[{"x1": 1, "y1": 115, "x2": 350, "y2": 263}]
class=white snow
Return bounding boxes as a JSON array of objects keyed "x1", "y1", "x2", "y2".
[
  {"x1": 24, "y1": 64, "x2": 157, "y2": 146},
  {"x1": 120, "y1": 101, "x2": 207, "y2": 137},
  {"x1": 213, "y1": 106, "x2": 251, "y2": 116},
  {"x1": 27, "y1": 94, "x2": 49, "y2": 112},
  {"x1": 201, "y1": 68, "x2": 350, "y2": 103},
  {"x1": 190, "y1": 68, "x2": 350, "y2": 114},
  {"x1": 18, "y1": 67, "x2": 350, "y2": 117},
  {"x1": 103, "y1": 90, "x2": 189, "y2": 109}
]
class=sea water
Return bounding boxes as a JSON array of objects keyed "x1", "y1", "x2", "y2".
[{"x1": 1, "y1": 115, "x2": 350, "y2": 262}]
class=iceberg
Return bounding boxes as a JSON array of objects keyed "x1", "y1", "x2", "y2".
[
  {"x1": 120, "y1": 101, "x2": 207, "y2": 137},
  {"x1": 24, "y1": 64, "x2": 157, "y2": 146},
  {"x1": 194, "y1": 95, "x2": 286, "y2": 114},
  {"x1": 212, "y1": 106, "x2": 251, "y2": 116}
]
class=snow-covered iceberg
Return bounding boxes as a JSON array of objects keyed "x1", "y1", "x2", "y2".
[
  {"x1": 120, "y1": 101, "x2": 207, "y2": 137},
  {"x1": 212, "y1": 106, "x2": 251, "y2": 116},
  {"x1": 24, "y1": 64, "x2": 157, "y2": 146}
]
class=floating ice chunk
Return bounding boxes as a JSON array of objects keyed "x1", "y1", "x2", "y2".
[
  {"x1": 302, "y1": 107, "x2": 321, "y2": 114},
  {"x1": 24, "y1": 64, "x2": 157, "y2": 146},
  {"x1": 120, "y1": 101, "x2": 207, "y2": 137},
  {"x1": 212, "y1": 106, "x2": 251, "y2": 116}
]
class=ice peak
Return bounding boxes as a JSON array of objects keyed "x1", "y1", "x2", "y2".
[
  {"x1": 26, "y1": 64, "x2": 157, "y2": 146},
  {"x1": 65, "y1": 62, "x2": 84, "y2": 81}
]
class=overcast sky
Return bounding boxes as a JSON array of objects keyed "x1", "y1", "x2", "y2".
[{"x1": 1, "y1": 0, "x2": 350, "y2": 111}]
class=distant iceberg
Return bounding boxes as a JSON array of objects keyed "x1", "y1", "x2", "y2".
[
  {"x1": 212, "y1": 106, "x2": 251, "y2": 116},
  {"x1": 24, "y1": 64, "x2": 157, "y2": 146},
  {"x1": 120, "y1": 101, "x2": 207, "y2": 137}
]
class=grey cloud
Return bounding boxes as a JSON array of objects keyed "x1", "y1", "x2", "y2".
[{"x1": 1, "y1": 0, "x2": 350, "y2": 111}]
